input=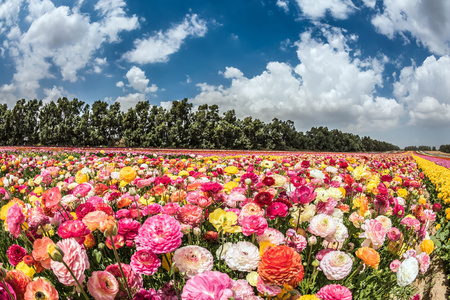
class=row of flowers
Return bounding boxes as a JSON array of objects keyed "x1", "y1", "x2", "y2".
[
  {"x1": 0, "y1": 149, "x2": 439, "y2": 300},
  {"x1": 413, "y1": 153, "x2": 450, "y2": 170}
]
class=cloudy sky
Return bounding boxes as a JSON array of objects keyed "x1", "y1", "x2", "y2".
[{"x1": 1, "y1": 0, "x2": 449, "y2": 148}]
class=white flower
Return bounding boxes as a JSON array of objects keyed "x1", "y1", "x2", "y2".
[
  {"x1": 256, "y1": 228, "x2": 285, "y2": 245},
  {"x1": 320, "y1": 251, "x2": 353, "y2": 280},
  {"x1": 111, "y1": 172, "x2": 120, "y2": 180},
  {"x1": 224, "y1": 242, "x2": 260, "y2": 272},
  {"x1": 375, "y1": 215, "x2": 392, "y2": 231},
  {"x1": 314, "y1": 188, "x2": 328, "y2": 202},
  {"x1": 68, "y1": 182, "x2": 78, "y2": 190},
  {"x1": 272, "y1": 175, "x2": 287, "y2": 187},
  {"x1": 397, "y1": 257, "x2": 419, "y2": 286},
  {"x1": 326, "y1": 166, "x2": 338, "y2": 174},
  {"x1": 310, "y1": 169, "x2": 325, "y2": 180},
  {"x1": 326, "y1": 187, "x2": 343, "y2": 201},
  {"x1": 61, "y1": 194, "x2": 79, "y2": 210},
  {"x1": 173, "y1": 246, "x2": 214, "y2": 279},
  {"x1": 326, "y1": 222, "x2": 348, "y2": 243}
]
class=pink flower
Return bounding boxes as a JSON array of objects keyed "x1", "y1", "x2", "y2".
[
  {"x1": 50, "y1": 238, "x2": 90, "y2": 288},
  {"x1": 266, "y1": 202, "x2": 288, "y2": 220},
  {"x1": 76, "y1": 202, "x2": 95, "y2": 220},
  {"x1": 73, "y1": 183, "x2": 93, "y2": 197},
  {"x1": 256, "y1": 228, "x2": 285, "y2": 245},
  {"x1": 390, "y1": 259, "x2": 401, "y2": 273},
  {"x1": 256, "y1": 276, "x2": 282, "y2": 297},
  {"x1": 186, "y1": 191, "x2": 201, "y2": 204},
  {"x1": 130, "y1": 249, "x2": 161, "y2": 276},
  {"x1": 173, "y1": 246, "x2": 214, "y2": 278},
  {"x1": 316, "y1": 249, "x2": 334, "y2": 261},
  {"x1": 232, "y1": 280, "x2": 255, "y2": 298},
  {"x1": 87, "y1": 271, "x2": 119, "y2": 300},
  {"x1": 133, "y1": 288, "x2": 161, "y2": 300},
  {"x1": 285, "y1": 229, "x2": 307, "y2": 252},
  {"x1": 360, "y1": 219, "x2": 386, "y2": 250},
  {"x1": 403, "y1": 249, "x2": 417, "y2": 259},
  {"x1": 135, "y1": 214, "x2": 183, "y2": 254},
  {"x1": 289, "y1": 185, "x2": 316, "y2": 205},
  {"x1": 6, "y1": 203, "x2": 25, "y2": 239},
  {"x1": 118, "y1": 218, "x2": 141, "y2": 241},
  {"x1": 393, "y1": 204, "x2": 405, "y2": 218},
  {"x1": 161, "y1": 203, "x2": 180, "y2": 216},
  {"x1": 7, "y1": 244, "x2": 27, "y2": 267},
  {"x1": 181, "y1": 271, "x2": 235, "y2": 300},
  {"x1": 57, "y1": 220, "x2": 91, "y2": 244},
  {"x1": 27, "y1": 207, "x2": 49, "y2": 231},
  {"x1": 0, "y1": 282, "x2": 16, "y2": 300},
  {"x1": 238, "y1": 203, "x2": 265, "y2": 223},
  {"x1": 316, "y1": 284, "x2": 352, "y2": 300},
  {"x1": 401, "y1": 216, "x2": 421, "y2": 231},
  {"x1": 176, "y1": 205, "x2": 203, "y2": 227},
  {"x1": 142, "y1": 203, "x2": 162, "y2": 216},
  {"x1": 316, "y1": 198, "x2": 338, "y2": 215},
  {"x1": 200, "y1": 182, "x2": 223, "y2": 194},
  {"x1": 387, "y1": 227, "x2": 401, "y2": 241},
  {"x1": 106, "y1": 263, "x2": 143, "y2": 297},
  {"x1": 308, "y1": 214, "x2": 337, "y2": 238},
  {"x1": 417, "y1": 253, "x2": 430, "y2": 274},
  {"x1": 241, "y1": 215, "x2": 268, "y2": 236},
  {"x1": 320, "y1": 251, "x2": 353, "y2": 281}
]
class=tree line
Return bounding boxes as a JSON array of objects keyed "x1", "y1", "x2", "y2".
[
  {"x1": 404, "y1": 145, "x2": 450, "y2": 153},
  {"x1": 0, "y1": 98, "x2": 400, "y2": 152}
]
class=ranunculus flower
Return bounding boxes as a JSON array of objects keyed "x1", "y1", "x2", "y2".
[
  {"x1": 135, "y1": 214, "x2": 183, "y2": 254},
  {"x1": 5, "y1": 269, "x2": 31, "y2": 300},
  {"x1": 256, "y1": 228, "x2": 285, "y2": 245},
  {"x1": 200, "y1": 182, "x2": 223, "y2": 194},
  {"x1": 240, "y1": 215, "x2": 268, "y2": 236},
  {"x1": 106, "y1": 263, "x2": 143, "y2": 296},
  {"x1": 308, "y1": 214, "x2": 337, "y2": 239},
  {"x1": 359, "y1": 219, "x2": 386, "y2": 250},
  {"x1": 397, "y1": 257, "x2": 419, "y2": 286},
  {"x1": 87, "y1": 271, "x2": 119, "y2": 300},
  {"x1": 254, "y1": 192, "x2": 273, "y2": 207},
  {"x1": 32, "y1": 236, "x2": 54, "y2": 269},
  {"x1": 356, "y1": 247, "x2": 380, "y2": 269},
  {"x1": 118, "y1": 218, "x2": 141, "y2": 241},
  {"x1": 42, "y1": 187, "x2": 61, "y2": 213},
  {"x1": 73, "y1": 183, "x2": 93, "y2": 197},
  {"x1": 315, "y1": 284, "x2": 352, "y2": 300},
  {"x1": 181, "y1": 271, "x2": 235, "y2": 300},
  {"x1": 290, "y1": 185, "x2": 316, "y2": 205},
  {"x1": 173, "y1": 246, "x2": 214, "y2": 278},
  {"x1": 24, "y1": 278, "x2": 58, "y2": 300},
  {"x1": 58, "y1": 220, "x2": 91, "y2": 244},
  {"x1": 209, "y1": 208, "x2": 241, "y2": 234},
  {"x1": 176, "y1": 204, "x2": 203, "y2": 227},
  {"x1": 0, "y1": 282, "x2": 16, "y2": 300},
  {"x1": 258, "y1": 245, "x2": 304, "y2": 286},
  {"x1": 7, "y1": 244, "x2": 28, "y2": 267},
  {"x1": 420, "y1": 239, "x2": 434, "y2": 254},
  {"x1": 130, "y1": 249, "x2": 161, "y2": 276},
  {"x1": 266, "y1": 202, "x2": 288, "y2": 220},
  {"x1": 224, "y1": 242, "x2": 260, "y2": 272},
  {"x1": 6, "y1": 203, "x2": 25, "y2": 239},
  {"x1": 390, "y1": 259, "x2": 401, "y2": 273},
  {"x1": 82, "y1": 211, "x2": 109, "y2": 231},
  {"x1": 320, "y1": 251, "x2": 353, "y2": 281},
  {"x1": 119, "y1": 166, "x2": 136, "y2": 183},
  {"x1": 50, "y1": 238, "x2": 90, "y2": 289},
  {"x1": 132, "y1": 288, "x2": 161, "y2": 300}
]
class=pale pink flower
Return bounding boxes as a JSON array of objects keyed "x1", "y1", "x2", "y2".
[
  {"x1": 256, "y1": 276, "x2": 282, "y2": 297},
  {"x1": 232, "y1": 280, "x2": 255, "y2": 298},
  {"x1": 73, "y1": 183, "x2": 93, "y2": 197},
  {"x1": 316, "y1": 198, "x2": 338, "y2": 215},
  {"x1": 390, "y1": 259, "x2": 401, "y2": 273},
  {"x1": 87, "y1": 271, "x2": 119, "y2": 300},
  {"x1": 176, "y1": 204, "x2": 203, "y2": 227},
  {"x1": 387, "y1": 227, "x2": 402, "y2": 241},
  {"x1": 349, "y1": 212, "x2": 364, "y2": 228},
  {"x1": 403, "y1": 249, "x2": 417, "y2": 259},
  {"x1": 224, "y1": 242, "x2": 260, "y2": 272},
  {"x1": 285, "y1": 229, "x2": 307, "y2": 252},
  {"x1": 320, "y1": 251, "x2": 353, "y2": 280},
  {"x1": 238, "y1": 203, "x2": 265, "y2": 223},
  {"x1": 240, "y1": 215, "x2": 268, "y2": 236},
  {"x1": 173, "y1": 246, "x2": 214, "y2": 279},
  {"x1": 6, "y1": 203, "x2": 25, "y2": 239},
  {"x1": 401, "y1": 216, "x2": 421, "y2": 231},
  {"x1": 181, "y1": 271, "x2": 235, "y2": 300},
  {"x1": 130, "y1": 249, "x2": 161, "y2": 276},
  {"x1": 360, "y1": 219, "x2": 386, "y2": 250},
  {"x1": 226, "y1": 192, "x2": 246, "y2": 208},
  {"x1": 256, "y1": 228, "x2": 285, "y2": 245},
  {"x1": 289, "y1": 185, "x2": 316, "y2": 205},
  {"x1": 422, "y1": 209, "x2": 436, "y2": 222},
  {"x1": 105, "y1": 263, "x2": 143, "y2": 296},
  {"x1": 135, "y1": 214, "x2": 183, "y2": 254},
  {"x1": 316, "y1": 284, "x2": 352, "y2": 300},
  {"x1": 417, "y1": 253, "x2": 430, "y2": 274},
  {"x1": 308, "y1": 214, "x2": 337, "y2": 238},
  {"x1": 51, "y1": 238, "x2": 90, "y2": 288}
]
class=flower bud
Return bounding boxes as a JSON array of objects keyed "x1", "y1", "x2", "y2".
[
  {"x1": 47, "y1": 244, "x2": 64, "y2": 262},
  {"x1": 0, "y1": 267, "x2": 7, "y2": 279},
  {"x1": 98, "y1": 243, "x2": 105, "y2": 250},
  {"x1": 193, "y1": 227, "x2": 201, "y2": 236},
  {"x1": 129, "y1": 187, "x2": 137, "y2": 196},
  {"x1": 312, "y1": 259, "x2": 320, "y2": 267},
  {"x1": 308, "y1": 236, "x2": 317, "y2": 245}
]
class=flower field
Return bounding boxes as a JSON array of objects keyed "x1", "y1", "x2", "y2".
[{"x1": 0, "y1": 147, "x2": 444, "y2": 300}]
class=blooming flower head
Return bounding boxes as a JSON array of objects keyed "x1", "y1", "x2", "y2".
[
  {"x1": 50, "y1": 238, "x2": 90, "y2": 289},
  {"x1": 256, "y1": 228, "x2": 285, "y2": 245},
  {"x1": 5, "y1": 270, "x2": 31, "y2": 300},
  {"x1": 356, "y1": 247, "x2": 380, "y2": 269},
  {"x1": 290, "y1": 185, "x2": 317, "y2": 205},
  {"x1": 181, "y1": 271, "x2": 235, "y2": 300},
  {"x1": 82, "y1": 211, "x2": 109, "y2": 232},
  {"x1": 32, "y1": 237, "x2": 54, "y2": 270},
  {"x1": 24, "y1": 278, "x2": 58, "y2": 300},
  {"x1": 258, "y1": 245, "x2": 304, "y2": 287},
  {"x1": 176, "y1": 204, "x2": 203, "y2": 227},
  {"x1": 308, "y1": 214, "x2": 337, "y2": 238},
  {"x1": 285, "y1": 229, "x2": 308, "y2": 253},
  {"x1": 224, "y1": 241, "x2": 260, "y2": 272},
  {"x1": 42, "y1": 187, "x2": 61, "y2": 213},
  {"x1": 6, "y1": 203, "x2": 25, "y2": 239},
  {"x1": 390, "y1": 259, "x2": 401, "y2": 273},
  {"x1": 135, "y1": 214, "x2": 183, "y2": 254},
  {"x1": 118, "y1": 218, "x2": 140, "y2": 241},
  {"x1": 0, "y1": 282, "x2": 16, "y2": 300},
  {"x1": 58, "y1": 220, "x2": 91, "y2": 244},
  {"x1": 173, "y1": 245, "x2": 214, "y2": 278},
  {"x1": 130, "y1": 249, "x2": 161, "y2": 276},
  {"x1": 420, "y1": 239, "x2": 434, "y2": 255},
  {"x1": 359, "y1": 219, "x2": 386, "y2": 250},
  {"x1": 417, "y1": 253, "x2": 430, "y2": 274},
  {"x1": 397, "y1": 257, "x2": 419, "y2": 286},
  {"x1": 7, "y1": 244, "x2": 28, "y2": 267},
  {"x1": 119, "y1": 166, "x2": 136, "y2": 183},
  {"x1": 105, "y1": 263, "x2": 143, "y2": 297},
  {"x1": 232, "y1": 279, "x2": 255, "y2": 298},
  {"x1": 256, "y1": 276, "x2": 282, "y2": 297},
  {"x1": 315, "y1": 284, "x2": 352, "y2": 300},
  {"x1": 266, "y1": 202, "x2": 288, "y2": 220},
  {"x1": 400, "y1": 216, "x2": 421, "y2": 231},
  {"x1": 209, "y1": 208, "x2": 241, "y2": 234},
  {"x1": 320, "y1": 251, "x2": 353, "y2": 281},
  {"x1": 240, "y1": 215, "x2": 268, "y2": 236},
  {"x1": 87, "y1": 271, "x2": 119, "y2": 300}
]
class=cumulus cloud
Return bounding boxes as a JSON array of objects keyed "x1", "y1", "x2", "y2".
[
  {"x1": 294, "y1": 0, "x2": 356, "y2": 19},
  {"x1": 371, "y1": 0, "x2": 450, "y2": 55},
  {"x1": 42, "y1": 85, "x2": 73, "y2": 103},
  {"x1": 116, "y1": 92, "x2": 146, "y2": 111},
  {"x1": 123, "y1": 14, "x2": 207, "y2": 64},
  {"x1": 276, "y1": 0, "x2": 289, "y2": 12},
  {"x1": 220, "y1": 67, "x2": 244, "y2": 79},
  {"x1": 0, "y1": 83, "x2": 18, "y2": 107},
  {"x1": 394, "y1": 55, "x2": 450, "y2": 127},
  {"x1": 192, "y1": 27, "x2": 403, "y2": 133},
  {"x1": 0, "y1": 0, "x2": 138, "y2": 101}
]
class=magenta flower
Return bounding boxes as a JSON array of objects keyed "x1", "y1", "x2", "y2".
[
  {"x1": 241, "y1": 215, "x2": 268, "y2": 236},
  {"x1": 6, "y1": 203, "x2": 25, "y2": 239},
  {"x1": 135, "y1": 214, "x2": 183, "y2": 254},
  {"x1": 390, "y1": 259, "x2": 401, "y2": 273},
  {"x1": 316, "y1": 284, "x2": 352, "y2": 300},
  {"x1": 118, "y1": 218, "x2": 141, "y2": 241},
  {"x1": 0, "y1": 282, "x2": 16, "y2": 300},
  {"x1": 57, "y1": 220, "x2": 91, "y2": 244},
  {"x1": 200, "y1": 182, "x2": 223, "y2": 194},
  {"x1": 106, "y1": 263, "x2": 143, "y2": 297},
  {"x1": 87, "y1": 271, "x2": 119, "y2": 300},
  {"x1": 132, "y1": 288, "x2": 161, "y2": 300},
  {"x1": 290, "y1": 185, "x2": 316, "y2": 205},
  {"x1": 130, "y1": 249, "x2": 161, "y2": 276},
  {"x1": 266, "y1": 202, "x2": 288, "y2": 220},
  {"x1": 181, "y1": 271, "x2": 235, "y2": 300}
]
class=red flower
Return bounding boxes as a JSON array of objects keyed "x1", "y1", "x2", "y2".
[
  {"x1": 7, "y1": 244, "x2": 28, "y2": 267},
  {"x1": 262, "y1": 176, "x2": 275, "y2": 186},
  {"x1": 254, "y1": 192, "x2": 273, "y2": 207},
  {"x1": 57, "y1": 220, "x2": 91, "y2": 244}
]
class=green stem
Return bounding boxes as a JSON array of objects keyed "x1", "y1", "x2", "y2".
[
  {"x1": 344, "y1": 263, "x2": 363, "y2": 286},
  {"x1": 295, "y1": 205, "x2": 302, "y2": 232},
  {"x1": 110, "y1": 236, "x2": 133, "y2": 300}
]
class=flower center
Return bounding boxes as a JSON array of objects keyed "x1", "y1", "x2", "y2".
[{"x1": 35, "y1": 291, "x2": 47, "y2": 300}]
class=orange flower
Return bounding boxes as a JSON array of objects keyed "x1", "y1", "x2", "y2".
[
  {"x1": 42, "y1": 187, "x2": 61, "y2": 214},
  {"x1": 258, "y1": 245, "x2": 304, "y2": 287},
  {"x1": 82, "y1": 211, "x2": 109, "y2": 231},
  {"x1": 170, "y1": 190, "x2": 186, "y2": 202},
  {"x1": 5, "y1": 270, "x2": 31, "y2": 300},
  {"x1": 119, "y1": 166, "x2": 136, "y2": 183},
  {"x1": 84, "y1": 233, "x2": 96, "y2": 248},
  {"x1": 24, "y1": 278, "x2": 58, "y2": 300},
  {"x1": 356, "y1": 247, "x2": 380, "y2": 269},
  {"x1": 117, "y1": 196, "x2": 133, "y2": 208},
  {"x1": 32, "y1": 237, "x2": 54, "y2": 270}
]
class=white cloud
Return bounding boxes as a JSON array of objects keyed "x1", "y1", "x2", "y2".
[
  {"x1": 115, "y1": 92, "x2": 146, "y2": 111},
  {"x1": 192, "y1": 27, "x2": 402, "y2": 133},
  {"x1": 42, "y1": 85, "x2": 72, "y2": 103},
  {"x1": 294, "y1": 0, "x2": 356, "y2": 19},
  {"x1": 0, "y1": 83, "x2": 18, "y2": 107},
  {"x1": 123, "y1": 14, "x2": 207, "y2": 64},
  {"x1": 394, "y1": 55, "x2": 450, "y2": 127},
  {"x1": 1, "y1": 0, "x2": 138, "y2": 101},
  {"x1": 0, "y1": 0, "x2": 24, "y2": 33},
  {"x1": 361, "y1": 0, "x2": 376, "y2": 8},
  {"x1": 124, "y1": 66, "x2": 158, "y2": 93},
  {"x1": 276, "y1": 0, "x2": 289, "y2": 12},
  {"x1": 372, "y1": 0, "x2": 450, "y2": 55},
  {"x1": 116, "y1": 81, "x2": 124, "y2": 88},
  {"x1": 220, "y1": 67, "x2": 244, "y2": 79}
]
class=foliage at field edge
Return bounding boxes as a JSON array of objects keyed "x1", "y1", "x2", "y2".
[{"x1": 0, "y1": 98, "x2": 400, "y2": 152}]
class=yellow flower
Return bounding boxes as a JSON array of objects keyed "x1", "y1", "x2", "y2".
[
  {"x1": 397, "y1": 188, "x2": 408, "y2": 198},
  {"x1": 16, "y1": 261, "x2": 35, "y2": 279},
  {"x1": 436, "y1": 224, "x2": 441, "y2": 231},
  {"x1": 178, "y1": 170, "x2": 189, "y2": 177},
  {"x1": 119, "y1": 166, "x2": 136, "y2": 183},
  {"x1": 33, "y1": 186, "x2": 44, "y2": 195},
  {"x1": 209, "y1": 208, "x2": 241, "y2": 234},
  {"x1": 298, "y1": 296, "x2": 319, "y2": 300},
  {"x1": 246, "y1": 271, "x2": 259, "y2": 286},
  {"x1": 223, "y1": 181, "x2": 239, "y2": 193},
  {"x1": 75, "y1": 170, "x2": 89, "y2": 184},
  {"x1": 420, "y1": 239, "x2": 434, "y2": 255}
]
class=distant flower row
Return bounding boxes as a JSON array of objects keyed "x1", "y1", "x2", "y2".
[{"x1": 0, "y1": 148, "x2": 437, "y2": 299}]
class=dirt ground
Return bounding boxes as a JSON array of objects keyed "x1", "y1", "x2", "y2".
[
  {"x1": 423, "y1": 151, "x2": 450, "y2": 157},
  {"x1": 415, "y1": 258, "x2": 449, "y2": 300}
]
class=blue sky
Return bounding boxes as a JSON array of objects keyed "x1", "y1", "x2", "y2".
[{"x1": 1, "y1": 0, "x2": 450, "y2": 148}]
